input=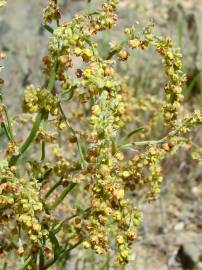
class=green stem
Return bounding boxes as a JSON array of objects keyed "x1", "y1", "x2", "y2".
[
  {"x1": 120, "y1": 130, "x2": 187, "y2": 150},
  {"x1": 49, "y1": 182, "x2": 77, "y2": 210},
  {"x1": 38, "y1": 168, "x2": 52, "y2": 183},
  {"x1": 59, "y1": 104, "x2": 87, "y2": 170},
  {"x1": 20, "y1": 256, "x2": 33, "y2": 270},
  {"x1": 53, "y1": 0, "x2": 60, "y2": 26},
  {"x1": 0, "y1": 92, "x2": 14, "y2": 141},
  {"x1": 9, "y1": 112, "x2": 44, "y2": 166},
  {"x1": 9, "y1": 61, "x2": 58, "y2": 166},
  {"x1": 0, "y1": 127, "x2": 3, "y2": 138},
  {"x1": 1, "y1": 122, "x2": 12, "y2": 142},
  {"x1": 39, "y1": 249, "x2": 45, "y2": 270},
  {"x1": 40, "y1": 116, "x2": 49, "y2": 162},
  {"x1": 3, "y1": 262, "x2": 7, "y2": 270},
  {"x1": 61, "y1": 239, "x2": 84, "y2": 257},
  {"x1": 52, "y1": 207, "x2": 91, "y2": 235},
  {"x1": 120, "y1": 138, "x2": 166, "y2": 149},
  {"x1": 44, "y1": 165, "x2": 81, "y2": 199},
  {"x1": 43, "y1": 239, "x2": 84, "y2": 269},
  {"x1": 124, "y1": 126, "x2": 145, "y2": 140},
  {"x1": 3, "y1": 106, "x2": 14, "y2": 141},
  {"x1": 76, "y1": 136, "x2": 86, "y2": 170},
  {"x1": 43, "y1": 24, "x2": 54, "y2": 34},
  {"x1": 45, "y1": 176, "x2": 63, "y2": 199},
  {"x1": 47, "y1": 61, "x2": 58, "y2": 91},
  {"x1": 20, "y1": 112, "x2": 44, "y2": 154},
  {"x1": 41, "y1": 140, "x2": 46, "y2": 161}
]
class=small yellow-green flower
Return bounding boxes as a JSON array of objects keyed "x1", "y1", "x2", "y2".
[{"x1": 0, "y1": 0, "x2": 6, "y2": 7}]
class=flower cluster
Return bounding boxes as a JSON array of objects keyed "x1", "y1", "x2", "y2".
[
  {"x1": 123, "y1": 146, "x2": 165, "y2": 201},
  {"x1": 43, "y1": 0, "x2": 119, "y2": 92},
  {"x1": 43, "y1": 0, "x2": 61, "y2": 24},
  {"x1": 176, "y1": 110, "x2": 202, "y2": 134},
  {"x1": 42, "y1": 0, "x2": 145, "y2": 263},
  {"x1": 83, "y1": 85, "x2": 141, "y2": 262},
  {"x1": 89, "y1": 0, "x2": 118, "y2": 31},
  {"x1": 41, "y1": 0, "x2": 201, "y2": 265},
  {"x1": 1, "y1": 0, "x2": 202, "y2": 269},
  {"x1": 23, "y1": 84, "x2": 59, "y2": 115},
  {"x1": 0, "y1": 161, "x2": 46, "y2": 254},
  {"x1": 113, "y1": 22, "x2": 186, "y2": 126}
]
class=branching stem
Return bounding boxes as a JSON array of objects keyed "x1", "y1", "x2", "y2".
[{"x1": 9, "y1": 61, "x2": 58, "y2": 166}]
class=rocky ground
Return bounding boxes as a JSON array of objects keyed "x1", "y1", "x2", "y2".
[{"x1": 0, "y1": 1, "x2": 202, "y2": 269}]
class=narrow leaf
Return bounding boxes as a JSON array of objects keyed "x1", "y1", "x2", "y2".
[{"x1": 126, "y1": 127, "x2": 145, "y2": 138}]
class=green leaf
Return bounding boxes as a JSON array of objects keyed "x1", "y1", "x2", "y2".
[
  {"x1": 20, "y1": 256, "x2": 33, "y2": 270},
  {"x1": 49, "y1": 231, "x2": 61, "y2": 258},
  {"x1": 43, "y1": 24, "x2": 54, "y2": 34},
  {"x1": 39, "y1": 249, "x2": 45, "y2": 269},
  {"x1": 49, "y1": 182, "x2": 77, "y2": 210},
  {"x1": 126, "y1": 127, "x2": 145, "y2": 138},
  {"x1": 60, "y1": 86, "x2": 75, "y2": 101}
]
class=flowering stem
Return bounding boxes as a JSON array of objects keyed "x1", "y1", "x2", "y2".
[
  {"x1": 9, "y1": 61, "x2": 58, "y2": 166},
  {"x1": 53, "y1": 0, "x2": 60, "y2": 26}
]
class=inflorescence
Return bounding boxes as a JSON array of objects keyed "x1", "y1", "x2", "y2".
[{"x1": 1, "y1": 0, "x2": 202, "y2": 268}]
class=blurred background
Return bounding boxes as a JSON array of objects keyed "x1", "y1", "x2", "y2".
[{"x1": 0, "y1": 0, "x2": 202, "y2": 269}]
